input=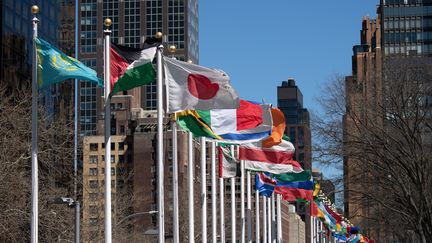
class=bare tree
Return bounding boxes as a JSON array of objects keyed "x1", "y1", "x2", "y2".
[
  {"x1": 313, "y1": 57, "x2": 432, "y2": 243},
  {"x1": 0, "y1": 81, "x2": 77, "y2": 242}
]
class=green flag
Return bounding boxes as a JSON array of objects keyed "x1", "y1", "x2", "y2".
[{"x1": 35, "y1": 37, "x2": 103, "y2": 89}]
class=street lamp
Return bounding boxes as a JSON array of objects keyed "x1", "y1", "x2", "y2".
[{"x1": 53, "y1": 197, "x2": 80, "y2": 243}]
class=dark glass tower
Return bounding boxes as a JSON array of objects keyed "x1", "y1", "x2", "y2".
[
  {"x1": 381, "y1": 0, "x2": 432, "y2": 55},
  {"x1": 1, "y1": 0, "x2": 60, "y2": 112},
  {"x1": 277, "y1": 78, "x2": 312, "y2": 243},
  {"x1": 78, "y1": 0, "x2": 199, "y2": 136}
]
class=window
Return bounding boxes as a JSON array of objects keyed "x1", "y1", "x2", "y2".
[
  {"x1": 89, "y1": 193, "x2": 98, "y2": 201},
  {"x1": 89, "y1": 180, "x2": 98, "y2": 188},
  {"x1": 118, "y1": 155, "x2": 125, "y2": 163},
  {"x1": 89, "y1": 217, "x2": 98, "y2": 226},
  {"x1": 89, "y1": 143, "x2": 98, "y2": 151},
  {"x1": 89, "y1": 206, "x2": 98, "y2": 214},
  {"x1": 89, "y1": 168, "x2": 98, "y2": 176},
  {"x1": 89, "y1": 155, "x2": 98, "y2": 163},
  {"x1": 111, "y1": 168, "x2": 115, "y2": 176},
  {"x1": 118, "y1": 142, "x2": 124, "y2": 151}
]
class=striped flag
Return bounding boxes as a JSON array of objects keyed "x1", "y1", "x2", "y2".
[
  {"x1": 218, "y1": 146, "x2": 240, "y2": 178},
  {"x1": 255, "y1": 173, "x2": 276, "y2": 197},
  {"x1": 274, "y1": 180, "x2": 314, "y2": 201},
  {"x1": 110, "y1": 37, "x2": 160, "y2": 96}
]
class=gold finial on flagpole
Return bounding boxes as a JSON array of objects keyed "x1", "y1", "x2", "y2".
[
  {"x1": 155, "y1": 32, "x2": 163, "y2": 39},
  {"x1": 104, "y1": 18, "x2": 112, "y2": 27},
  {"x1": 31, "y1": 5, "x2": 39, "y2": 14},
  {"x1": 168, "y1": 45, "x2": 176, "y2": 53}
]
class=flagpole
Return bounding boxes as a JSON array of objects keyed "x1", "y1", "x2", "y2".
[
  {"x1": 172, "y1": 121, "x2": 179, "y2": 243},
  {"x1": 255, "y1": 189, "x2": 260, "y2": 243},
  {"x1": 211, "y1": 142, "x2": 217, "y2": 243},
  {"x1": 230, "y1": 145, "x2": 236, "y2": 243},
  {"x1": 240, "y1": 159, "x2": 245, "y2": 243},
  {"x1": 246, "y1": 171, "x2": 252, "y2": 243},
  {"x1": 103, "y1": 18, "x2": 112, "y2": 243},
  {"x1": 276, "y1": 194, "x2": 282, "y2": 243},
  {"x1": 200, "y1": 137, "x2": 207, "y2": 243},
  {"x1": 271, "y1": 194, "x2": 276, "y2": 243},
  {"x1": 219, "y1": 177, "x2": 225, "y2": 242},
  {"x1": 73, "y1": 0, "x2": 80, "y2": 241},
  {"x1": 156, "y1": 40, "x2": 165, "y2": 243},
  {"x1": 231, "y1": 177, "x2": 236, "y2": 243},
  {"x1": 267, "y1": 197, "x2": 271, "y2": 243},
  {"x1": 188, "y1": 132, "x2": 195, "y2": 243},
  {"x1": 30, "y1": 5, "x2": 39, "y2": 243},
  {"x1": 262, "y1": 196, "x2": 267, "y2": 243}
]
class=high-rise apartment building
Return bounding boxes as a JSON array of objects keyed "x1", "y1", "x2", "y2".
[
  {"x1": 277, "y1": 78, "x2": 312, "y2": 243},
  {"x1": 78, "y1": 0, "x2": 199, "y2": 136}
]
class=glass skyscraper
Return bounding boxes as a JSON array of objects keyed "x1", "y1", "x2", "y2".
[
  {"x1": 78, "y1": 0, "x2": 199, "y2": 136},
  {"x1": 381, "y1": 0, "x2": 432, "y2": 55}
]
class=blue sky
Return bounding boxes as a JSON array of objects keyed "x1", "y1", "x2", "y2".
[{"x1": 199, "y1": 1, "x2": 378, "y2": 178}]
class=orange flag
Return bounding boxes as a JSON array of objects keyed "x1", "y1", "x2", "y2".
[{"x1": 262, "y1": 108, "x2": 286, "y2": 148}]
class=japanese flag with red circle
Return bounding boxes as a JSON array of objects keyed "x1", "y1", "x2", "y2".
[{"x1": 163, "y1": 56, "x2": 240, "y2": 113}]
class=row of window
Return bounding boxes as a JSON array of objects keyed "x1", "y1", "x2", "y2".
[
  {"x1": 89, "y1": 142, "x2": 126, "y2": 151},
  {"x1": 89, "y1": 167, "x2": 127, "y2": 176},
  {"x1": 383, "y1": 5, "x2": 432, "y2": 17}
]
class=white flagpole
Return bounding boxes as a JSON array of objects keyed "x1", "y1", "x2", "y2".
[
  {"x1": 255, "y1": 189, "x2": 260, "y2": 243},
  {"x1": 240, "y1": 159, "x2": 245, "y2": 243},
  {"x1": 211, "y1": 142, "x2": 217, "y2": 243},
  {"x1": 172, "y1": 121, "x2": 179, "y2": 243},
  {"x1": 188, "y1": 132, "x2": 195, "y2": 243},
  {"x1": 276, "y1": 194, "x2": 282, "y2": 243},
  {"x1": 200, "y1": 137, "x2": 207, "y2": 242},
  {"x1": 219, "y1": 177, "x2": 225, "y2": 243},
  {"x1": 230, "y1": 145, "x2": 236, "y2": 243},
  {"x1": 267, "y1": 197, "x2": 271, "y2": 243},
  {"x1": 73, "y1": 1, "x2": 80, "y2": 241},
  {"x1": 271, "y1": 194, "x2": 276, "y2": 243},
  {"x1": 103, "y1": 18, "x2": 112, "y2": 243},
  {"x1": 231, "y1": 177, "x2": 236, "y2": 243},
  {"x1": 262, "y1": 196, "x2": 267, "y2": 243},
  {"x1": 31, "y1": 6, "x2": 39, "y2": 243},
  {"x1": 246, "y1": 171, "x2": 252, "y2": 243},
  {"x1": 156, "y1": 40, "x2": 165, "y2": 243}
]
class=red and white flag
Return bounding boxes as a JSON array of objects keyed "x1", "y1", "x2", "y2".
[{"x1": 163, "y1": 56, "x2": 240, "y2": 113}]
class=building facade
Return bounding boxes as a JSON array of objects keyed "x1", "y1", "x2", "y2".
[
  {"x1": 78, "y1": 0, "x2": 199, "y2": 136},
  {"x1": 277, "y1": 78, "x2": 312, "y2": 243}
]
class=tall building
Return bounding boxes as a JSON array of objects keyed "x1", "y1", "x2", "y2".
[
  {"x1": 1, "y1": 0, "x2": 60, "y2": 93},
  {"x1": 277, "y1": 78, "x2": 312, "y2": 243},
  {"x1": 344, "y1": 14, "x2": 383, "y2": 241},
  {"x1": 81, "y1": 1, "x2": 200, "y2": 241},
  {"x1": 78, "y1": 0, "x2": 199, "y2": 136},
  {"x1": 381, "y1": 0, "x2": 432, "y2": 56}
]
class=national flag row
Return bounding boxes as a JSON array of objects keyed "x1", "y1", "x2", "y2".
[
  {"x1": 35, "y1": 36, "x2": 241, "y2": 114},
  {"x1": 311, "y1": 186, "x2": 373, "y2": 243}
]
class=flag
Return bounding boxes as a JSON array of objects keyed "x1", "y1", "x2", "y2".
[
  {"x1": 218, "y1": 146, "x2": 240, "y2": 178},
  {"x1": 324, "y1": 204, "x2": 343, "y2": 223},
  {"x1": 110, "y1": 38, "x2": 160, "y2": 96},
  {"x1": 239, "y1": 139, "x2": 299, "y2": 167},
  {"x1": 272, "y1": 170, "x2": 312, "y2": 182},
  {"x1": 35, "y1": 38, "x2": 102, "y2": 89},
  {"x1": 313, "y1": 181, "x2": 321, "y2": 197},
  {"x1": 255, "y1": 173, "x2": 276, "y2": 197},
  {"x1": 164, "y1": 56, "x2": 240, "y2": 113},
  {"x1": 244, "y1": 161, "x2": 304, "y2": 174},
  {"x1": 274, "y1": 180, "x2": 313, "y2": 201},
  {"x1": 197, "y1": 100, "x2": 272, "y2": 143},
  {"x1": 262, "y1": 107, "x2": 286, "y2": 148},
  {"x1": 175, "y1": 110, "x2": 222, "y2": 140}
]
